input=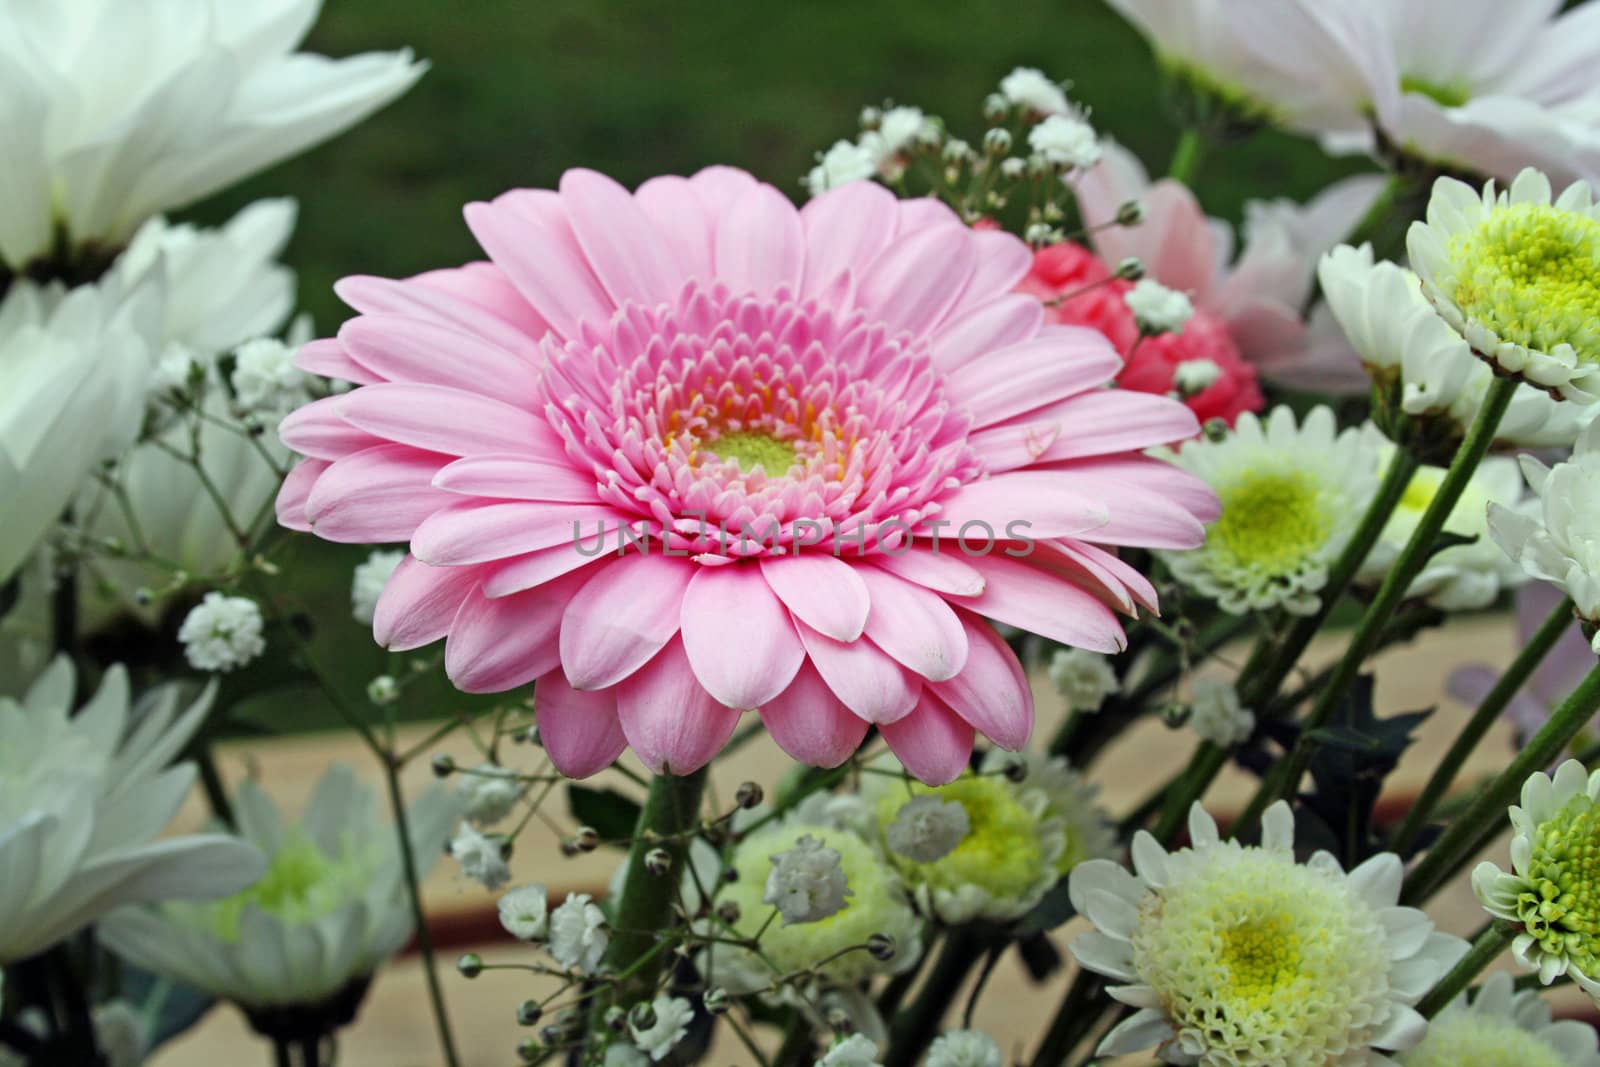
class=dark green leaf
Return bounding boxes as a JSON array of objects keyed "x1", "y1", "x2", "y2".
[
  {"x1": 1012, "y1": 878, "x2": 1075, "y2": 936},
  {"x1": 568, "y1": 785, "x2": 642, "y2": 844}
]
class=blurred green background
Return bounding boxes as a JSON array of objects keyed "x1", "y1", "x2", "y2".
[{"x1": 183, "y1": 0, "x2": 1368, "y2": 733}]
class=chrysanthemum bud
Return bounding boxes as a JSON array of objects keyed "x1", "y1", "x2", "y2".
[
  {"x1": 456, "y1": 952, "x2": 484, "y2": 978},
  {"x1": 736, "y1": 782, "x2": 764, "y2": 809},
  {"x1": 644, "y1": 847, "x2": 673, "y2": 876},
  {"x1": 867, "y1": 933, "x2": 897, "y2": 961},
  {"x1": 516, "y1": 1000, "x2": 542, "y2": 1027}
]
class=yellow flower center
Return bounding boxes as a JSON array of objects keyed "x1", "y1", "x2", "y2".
[
  {"x1": 1517, "y1": 794, "x2": 1600, "y2": 971},
  {"x1": 1401, "y1": 1012, "x2": 1569, "y2": 1067},
  {"x1": 1217, "y1": 912, "x2": 1303, "y2": 1012},
  {"x1": 1447, "y1": 202, "x2": 1600, "y2": 362},
  {"x1": 1400, "y1": 76, "x2": 1472, "y2": 109},
  {"x1": 877, "y1": 776, "x2": 1045, "y2": 901},
  {"x1": 1211, "y1": 470, "x2": 1333, "y2": 576},
  {"x1": 703, "y1": 430, "x2": 798, "y2": 475}
]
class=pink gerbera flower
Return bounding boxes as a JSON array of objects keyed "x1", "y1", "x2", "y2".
[{"x1": 276, "y1": 167, "x2": 1215, "y2": 783}]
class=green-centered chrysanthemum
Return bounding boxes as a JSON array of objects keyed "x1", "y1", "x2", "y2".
[
  {"x1": 189, "y1": 832, "x2": 380, "y2": 942},
  {"x1": 1400, "y1": 971, "x2": 1600, "y2": 1067},
  {"x1": 981, "y1": 750, "x2": 1114, "y2": 876},
  {"x1": 1161, "y1": 406, "x2": 1383, "y2": 616},
  {"x1": 1476, "y1": 760, "x2": 1600, "y2": 1001},
  {"x1": 1409, "y1": 169, "x2": 1600, "y2": 402}
]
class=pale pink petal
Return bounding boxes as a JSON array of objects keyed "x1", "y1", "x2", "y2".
[
  {"x1": 634, "y1": 175, "x2": 715, "y2": 282},
  {"x1": 970, "y1": 391, "x2": 1200, "y2": 470},
  {"x1": 373, "y1": 556, "x2": 484, "y2": 651},
  {"x1": 339, "y1": 383, "x2": 555, "y2": 457},
  {"x1": 463, "y1": 193, "x2": 614, "y2": 342},
  {"x1": 930, "y1": 295, "x2": 1045, "y2": 373},
  {"x1": 616, "y1": 637, "x2": 743, "y2": 774},
  {"x1": 1037, "y1": 538, "x2": 1155, "y2": 615},
  {"x1": 560, "y1": 553, "x2": 694, "y2": 690},
  {"x1": 800, "y1": 181, "x2": 901, "y2": 298},
  {"x1": 794, "y1": 621, "x2": 921, "y2": 723},
  {"x1": 533, "y1": 671, "x2": 627, "y2": 778},
  {"x1": 759, "y1": 661, "x2": 870, "y2": 767},
  {"x1": 759, "y1": 554, "x2": 870, "y2": 642},
  {"x1": 560, "y1": 169, "x2": 686, "y2": 309},
  {"x1": 938, "y1": 471, "x2": 1207, "y2": 549},
  {"x1": 432, "y1": 454, "x2": 601, "y2": 503},
  {"x1": 855, "y1": 566, "x2": 969, "y2": 682},
  {"x1": 859, "y1": 224, "x2": 976, "y2": 339},
  {"x1": 481, "y1": 543, "x2": 621, "y2": 599},
  {"x1": 444, "y1": 568, "x2": 595, "y2": 692},
  {"x1": 714, "y1": 183, "x2": 805, "y2": 298},
  {"x1": 947, "y1": 328, "x2": 1123, "y2": 428},
  {"x1": 680, "y1": 564, "x2": 805, "y2": 708},
  {"x1": 687, "y1": 166, "x2": 760, "y2": 214},
  {"x1": 870, "y1": 549, "x2": 986, "y2": 597},
  {"x1": 1044, "y1": 456, "x2": 1221, "y2": 526},
  {"x1": 964, "y1": 554, "x2": 1126, "y2": 653},
  {"x1": 336, "y1": 270, "x2": 543, "y2": 358},
  {"x1": 880, "y1": 692, "x2": 974, "y2": 785},
  {"x1": 305, "y1": 444, "x2": 455, "y2": 543},
  {"x1": 894, "y1": 197, "x2": 962, "y2": 230},
  {"x1": 964, "y1": 229, "x2": 1033, "y2": 301},
  {"x1": 930, "y1": 611, "x2": 1032, "y2": 750},
  {"x1": 278, "y1": 395, "x2": 382, "y2": 461},
  {"x1": 274, "y1": 459, "x2": 326, "y2": 532},
  {"x1": 339, "y1": 315, "x2": 541, "y2": 400},
  {"x1": 411, "y1": 502, "x2": 632, "y2": 567},
  {"x1": 295, "y1": 337, "x2": 380, "y2": 384}
]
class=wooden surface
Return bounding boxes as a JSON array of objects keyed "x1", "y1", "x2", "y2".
[{"x1": 153, "y1": 613, "x2": 1582, "y2": 1066}]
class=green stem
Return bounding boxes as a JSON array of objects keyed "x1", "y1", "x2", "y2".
[
  {"x1": 1167, "y1": 128, "x2": 1205, "y2": 185},
  {"x1": 1340, "y1": 174, "x2": 1408, "y2": 258},
  {"x1": 600, "y1": 769, "x2": 710, "y2": 1003},
  {"x1": 380, "y1": 760, "x2": 462, "y2": 1067},
  {"x1": 1153, "y1": 742, "x2": 1226, "y2": 842},
  {"x1": 1234, "y1": 377, "x2": 1516, "y2": 833},
  {"x1": 1403, "y1": 662, "x2": 1600, "y2": 906},
  {"x1": 193, "y1": 738, "x2": 236, "y2": 828},
  {"x1": 1416, "y1": 922, "x2": 1515, "y2": 1018},
  {"x1": 885, "y1": 928, "x2": 986, "y2": 1067},
  {"x1": 1391, "y1": 596, "x2": 1576, "y2": 854}
]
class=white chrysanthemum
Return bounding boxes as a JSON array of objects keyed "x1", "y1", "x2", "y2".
[
  {"x1": 0, "y1": 659, "x2": 264, "y2": 963},
  {"x1": 765, "y1": 834, "x2": 853, "y2": 924},
  {"x1": 818, "y1": 1033, "x2": 883, "y2": 1067},
  {"x1": 864, "y1": 757, "x2": 1066, "y2": 923},
  {"x1": 706, "y1": 820, "x2": 922, "y2": 994},
  {"x1": 1488, "y1": 422, "x2": 1600, "y2": 649},
  {"x1": 806, "y1": 140, "x2": 877, "y2": 198},
  {"x1": 99, "y1": 765, "x2": 455, "y2": 1011},
  {"x1": 0, "y1": 0, "x2": 422, "y2": 270},
  {"x1": 1473, "y1": 759, "x2": 1600, "y2": 997},
  {"x1": 177, "y1": 592, "x2": 266, "y2": 672},
  {"x1": 498, "y1": 884, "x2": 549, "y2": 942},
  {"x1": 980, "y1": 749, "x2": 1116, "y2": 877},
  {"x1": 1400, "y1": 971, "x2": 1600, "y2": 1067},
  {"x1": 1319, "y1": 243, "x2": 1594, "y2": 448},
  {"x1": 351, "y1": 549, "x2": 405, "y2": 626},
  {"x1": 629, "y1": 995, "x2": 694, "y2": 1062},
  {"x1": 549, "y1": 892, "x2": 609, "y2": 974},
  {"x1": 231, "y1": 337, "x2": 306, "y2": 415},
  {"x1": 456, "y1": 762, "x2": 524, "y2": 826},
  {"x1": 885, "y1": 795, "x2": 970, "y2": 864},
  {"x1": 1048, "y1": 648, "x2": 1120, "y2": 713},
  {"x1": 1189, "y1": 677, "x2": 1255, "y2": 747},
  {"x1": 448, "y1": 822, "x2": 510, "y2": 891},
  {"x1": 1161, "y1": 406, "x2": 1385, "y2": 616},
  {"x1": 1358, "y1": 450, "x2": 1531, "y2": 611},
  {"x1": 1408, "y1": 170, "x2": 1600, "y2": 402},
  {"x1": 998, "y1": 67, "x2": 1071, "y2": 116},
  {"x1": 1126, "y1": 278, "x2": 1195, "y2": 335},
  {"x1": 926, "y1": 1030, "x2": 1002, "y2": 1067},
  {"x1": 1028, "y1": 113, "x2": 1100, "y2": 169},
  {"x1": 1070, "y1": 801, "x2": 1468, "y2": 1065}
]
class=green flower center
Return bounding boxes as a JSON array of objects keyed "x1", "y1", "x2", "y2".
[
  {"x1": 1447, "y1": 202, "x2": 1600, "y2": 362},
  {"x1": 190, "y1": 833, "x2": 377, "y2": 942},
  {"x1": 1400, "y1": 76, "x2": 1472, "y2": 109},
  {"x1": 876, "y1": 776, "x2": 1044, "y2": 900},
  {"x1": 703, "y1": 430, "x2": 797, "y2": 474},
  {"x1": 1218, "y1": 912, "x2": 1303, "y2": 1012},
  {"x1": 1516, "y1": 794, "x2": 1600, "y2": 971},
  {"x1": 1211, "y1": 470, "x2": 1333, "y2": 575},
  {"x1": 1401, "y1": 1012, "x2": 1568, "y2": 1067}
]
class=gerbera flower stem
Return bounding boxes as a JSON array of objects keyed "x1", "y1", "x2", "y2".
[
  {"x1": 1415, "y1": 921, "x2": 1517, "y2": 1019},
  {"x1": 1234, "y1": 375, "x2": 1517, "y2": 834},
  {"x1": 1391, "y1": 595, "x2": 1577, "y2": 855},
  {"x1": 1403, "y1": 662, "x2": 1600, "y2": 906}
]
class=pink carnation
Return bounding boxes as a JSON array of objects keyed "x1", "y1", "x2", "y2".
[{"x1": 276, "y1": 167, "x2": 1215, "y2": 783}]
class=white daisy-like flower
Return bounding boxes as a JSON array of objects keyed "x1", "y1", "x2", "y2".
[
  {"x1": 1027, "y1": 113, "x2": 1101, "y2": 170},
  {"x1": 230, "y1": 337, "x2": 306, "y2": 415},
  {"x1": 765, "y1": 834, "x2": 853, "y2": 925},
  {"x1": 998, "y1": 67, "x2": 1071, "y2": 116},
  {"x1": 1400, "y1": 971, "x2": 1600, "y2": 1067},
  {"x1": 885, "y1": 795, "x2": 970, "y2": 864},
  {"x1": 99, "y1": 764, "x2": 455, "y2": 1012},
  {"x1": 0, "y1": 659, "x2": 265, "y2": 963},
  {"x1": 926, "y1": 1030, "x2": 1002, "y2": 1067},
  {"x1": 628, "y1": 995, "x2": 695, "y2": 1062},
  {"x1": 351, "y1": 549, "x2": 405, "y2": 626},
  {"x1": 1358, "y1": 451, "x2": 1531, "y2": 612},
  {"x1": 1125, "y1": 278, "x2": 1195, "y2": 335},
  {"x1": 805, "y1": 140, "x2": 877, "y2": 198},
  {"x1": 1474, "y1": 759, "x2": 1600, "y2": 998},
  {"x1": 705, "y1": 820, "x2": 922, "y2": 995},
  {"x1": 1161, "y1": 406, "x2": 1385, "y2": 616},
  {"x1": 456, "y1": 762, "x2": 524, "y2": 826},
  {"x1": 448, "y1": 822, "x2": 510, "y2": 891},
  {"x1": 497, "y1": 884, "x2": 549, "y2": 942},
  {"x1": 864, "y1": 757, "x2": 1066, "y2": 923},
  {"x1": 980, "y1": 749, "x2": 1116, "y2": 877},
  {"x1": 1048, "y1": 648, "x2": 1120, "y2": 713},
  {"x1": 1189, "y1": 677, "x2": 1255, "y2": 747},
  {"x1": 177, "y1": 592, "x2": 266, "y2": 672},
  {"x1": 549, "y1": 892, "x2": 609, "y2": 974},
  {"x1": 1408, "y1": 169, "x2": 1600, "y2": 402},
  {"x1": 1173, "y1": 358, "x2": 1223, "y2": 396},
  {"x1": 1070, "y1": 801, "x2": 1468, "y2": 1065},
  {"x1": 1318, "y1": 243, "x2": 1594, "y2": 448},
  {"x1": 817, "y1": 1033, "x2": 883, "y2": 1067},
  {"x1": 1488, "y1": 422, "x2": 1600, "y2": 649}
]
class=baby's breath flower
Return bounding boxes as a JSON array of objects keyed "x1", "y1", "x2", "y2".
[
  {"x1": 604, "y1": 1044, "x2": 651, "y2": 1067},
  {"x1": 366, "y1": 674, "x2": 400, "y2": 706},
  {"x1": 177, "y1": 592, "x2": 265, "y2": 672},
  {"x1": 1173, "y1": 358, "x2": 1223, "y2": 396},
  {"x1": 449, "y1": 823, "x2": 510, "y2": 891},
  {"x1": 457, "y1": 762, "x2": 524, "y2": 826},
  {"x1": 548, "y1": 892, "x2": 609, "y2": 974},
  {"x1": 998, "y1": 67, "x2": 1071, "y2": 116},
  {"x1": 230, "y1": 337, "x2": 304, "y2": 414},
  {"x1": 1071, "y1": 802, "x2": 1466, "y2": 1065},
  {"x1": 498, "y1": 884, "x2": 549, "y2": 941},
  {"x1": 1400, "y1": 971, "x2": 1600, "y2": 1067},
  {"x1": 1027, "y1": 113, "x2": 1100, "y2": 169},
  {"x1": 926, "y1": 1030, "x2": 1002, "y2": 1067},
  {"x1": 1408, "y1": 169, "x2": 1600, "y2": 402},
  {"x1": 1125, "y1": 278, "x2": 1194, "y2": 335},
  {"x1": 1161, "y1": 406, "x2": 1384, "y2": 616},
  {"x1": 351, "y1": 549, "x2": 404, "y2": 626},
  {"x1": 628, "y1": 995, "x2": 694, "y2": 1062},
  {"x1": 817, "y1": 1033, "x2": 882, "y2": 1067},
  {"x1": 1189, "y1": 677, "x2": 1254, "y2": 747},
  {"x1": 765, "y1": 834, "x2": 852, "y2": 925},
  {"x1": 806, "y1": 141, "x2": 876, "y2": 198},
  {"x1": 885, "y1": 795, "x2": 970, "y2": 864},
  {"x1": 1048, "y1": 648, "x2": 1120, "y2": 712}
]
